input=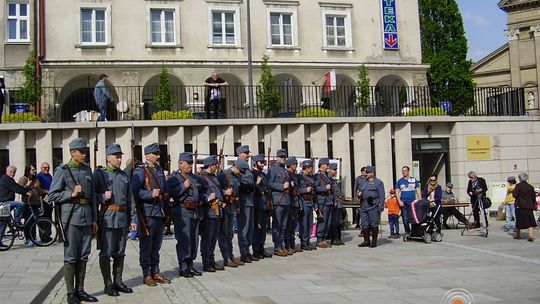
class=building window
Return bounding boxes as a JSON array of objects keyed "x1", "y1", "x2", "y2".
[
  {"x1": 270, "y1": 13, "x2": 292, "y2": 46},
  {"x1": 151, "y1": 9, "x2": 175, "y2": 44},
  {"x1": 7, "y1": 2, "x2": 29, "y2": 42},
  {"x1": 80, "y1": 8, "x2": 106, "y2": 44},
  {"x1": 325, "y1": 15, "x2": 346, "y2": 47},
  {"x1": 212, "y1": 11, "x2": 236, "y2": 45}
]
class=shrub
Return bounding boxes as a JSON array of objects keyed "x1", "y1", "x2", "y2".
[
  {"x1": 15, "y1": 50, "x2": 42, "y2": 104},
  {"x1": 151, "y1": 110, "x2": 193, "y2": 120},
  {"x1": 256, "y1": 55, "x2": 281, "y2": 116},
  {"x1": 404, "y1": 107, "x2": 447, "y2": 116},
  {"x1": 355, "y1": 65, "x2": 371, "y2": 109},
  {"x1": 2, "y1": 112, "x2": 41, "y2": 122},
  {"x1": 296, "y1": 107, "x2": 337, "y2": 118},
  {"x1": 153, "y1": 67, "x2": 176, "y2": 111}
]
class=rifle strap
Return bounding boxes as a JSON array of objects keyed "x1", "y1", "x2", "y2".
[{"x1": 62, "y1": 164, "x2": 80, "y2": 247}]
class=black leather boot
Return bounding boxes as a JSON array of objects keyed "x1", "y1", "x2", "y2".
[
  {"x1": 100, "y1": 257, "x2": 119, "y2": 297},
  {"x1": 358, "y1": 229, "x2": 370, "y2": 247},
  {"x1": 370, "y1": 228, "x2": 379, "y2": 248},
  {"x1": 64, "y1": 263, "x2": 80, "y2": 304},
  {"x1": 76, "y1": 261, "x2": 98, "y2": 302},
  {"x1": 113, "y1": 257, "x2": 133, "y2": 293}
]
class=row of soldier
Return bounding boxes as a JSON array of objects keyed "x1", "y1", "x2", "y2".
[{"x1": 49, "y1": 138, "x2": 384, "y2": 304}]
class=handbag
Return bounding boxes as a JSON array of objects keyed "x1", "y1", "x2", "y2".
[{"x1": 481, "y1": 197, "x2": 492, "y2": 209}]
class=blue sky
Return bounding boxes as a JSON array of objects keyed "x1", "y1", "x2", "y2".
[{"x1": 455, "y1": 0, "x2": 508, "y2": 62}]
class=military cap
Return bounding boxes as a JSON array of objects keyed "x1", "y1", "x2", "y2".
[
  {"x1": 329, "y1": 163, "x2": 338, "y2": 170},
  {"x1": 234, "y1": 159, "x2": 250, "y2": 172},
  {"x1": 276, "y1": 149, "x2": 288, "y2": 158},
  {"x1": 252, "y1": 154, "x2": 266, "y2": 163},
  {"x1": 302, "y1": 160, "x2": 313, "y2": 167},
  {"x1": 179, "y1": 152, "x2": 193, "y2": 163},
  {"x1": 144, "y1": 143, "x2": 161, "y2": 155},
  {"x1": 507, "y1": 176, "x2": 516, "y2": 182},
  {"x1": 203, "y1": 155, "x2": 218, "y2": 167},
  {"x1": 318, "y1": 158, "x2": 330, "y2": 166},
  {"x1": 446, "y1": 182, "x2": 454, "y2": 188},
  {"x1": 366, "y1": 166, "x2": 376, "y2": 173},
  {"x1": 285, "y1": 157, "x2": 298, "y2": 167},
  {"x1": 106, "y1": 143, "x2": 123, "y2": 155},
  {"x1": 236, "y1": 145, "x2": 250, "y2": 155},
  {"x1": 69, "y1": 138, "x2": 88, "y2": 151}
]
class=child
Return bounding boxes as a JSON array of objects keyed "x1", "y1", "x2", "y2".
[{"x1": 385, "y1": 189, "x2": 401, "y2": 238}]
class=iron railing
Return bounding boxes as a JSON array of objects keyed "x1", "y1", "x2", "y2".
[{"x1": 1, "y1": 85, "x2": 526, "y2": 122}]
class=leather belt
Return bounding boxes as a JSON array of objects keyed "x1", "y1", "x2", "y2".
[
  {"x1": 106, "y1": 205, "x2": 127, "y2": 212},
  {"x1": 302, "y1": 194, "x2": 313, "y2": 200},
  {"x1": 69, "y1": 198, "x2": 89, "y2": 205}
]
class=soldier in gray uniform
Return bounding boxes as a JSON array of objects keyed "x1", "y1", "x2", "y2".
[
  {"x1": 268, "y1": 149, "x2": 290, "y2": 257},
  {"x1": 236, "y1": 145, "x2": 259, "y2": 263},
  {"x1": 94, "y1": 144, "x2": 133, "y2": 297},
  {"x1": 357, "y1": 166, "x2": 385, "y2": 248},
  {"x1": 167, "y1": 152, "x2": 203, "y2": 278},
  {"x1": 49, "y1": 138, "x2": 98, "y2": 304},
  {"x1": 329, "y1": 163, "x2": 345, "y2": 246},
  {"x1": 353, "y1": 167, "x2": 368, "y2": 228},
  {"x1": 298, "y1": 160, "x2": 316, "y2": 251},
  {"x1": 314, "y1": 158, "x2": 333, "y2": 249},
  {"x1": 251, "y1": 154, "x2": 272, "y2": 259},
  {"x1": 284, "y1": 157, "x2": 300, "y2": 254}
]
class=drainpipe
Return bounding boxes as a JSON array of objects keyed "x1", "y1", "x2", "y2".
[{"x1": 36, "y1": 0, "x2": 46, "y2": 116}]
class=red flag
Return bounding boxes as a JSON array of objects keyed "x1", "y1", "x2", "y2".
[{"x1": 324, "y1": 70, "x2": 336, "y2": 93}]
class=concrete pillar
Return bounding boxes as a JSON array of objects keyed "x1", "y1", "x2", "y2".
[
  {"x1": 310, "y1": 124, "x2": 328, "y2": 158},
  {"x1": 530, "y1": 26, "x2": 540, "y2": 115},
  {"x1": 167, "y1": 126, "x2": 185, "y2": 166},
  {"x1": 287, "y1": 124, "x2": 305, "y2": 158},
  {"x1": 62, "y1": 129, "x2": 79, "y2": 164},
  {"x1": 394, "y1": 122, "x2": 413, "y2": 178},
  {"x1": 374, "y1": 123, "x2": 393, "y2": 191},
  {"x1": 9, "y1": 130, "x2": 25, "y2": 180},
  {"x1": 141, "y1": 127, "x2": 159, "y2": 153},
  {"x1": 217, "y1": 125, "x2": 235, "y2": 157},
  {"x1": 115, "y1": 127, "x2": 132, "y2": 166},
  {"x1": 241, "y1": 125, "x2": 259, "y2": 156},
  {"x1": 507, "y1": 29, "x2": 521, "y2": 87},
  {"x1": 352, "y1": 123, "x2": 372, "y2": 177},
  {"x1": 332, "y1": 123, "x2": 352, "y2": 197},
  {"x1": 192, "y1": 126, "x2": 210, "y2": 155},
  {"x1": 35, "y1": 130, "x2": 53, "y2": 169},
  {"x1": 264, "y1": 125, "x2": 282, "y2": 156},
  {"x1": 89, "y1": 128, "x2": 107, "y2": 169}
]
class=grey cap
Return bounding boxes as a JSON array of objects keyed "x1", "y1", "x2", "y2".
[
  {"x1": 203, "y1": 155, "x2": 218, "y2": 167},
  {"x1": 144, "y1": 143, "x2": 161, "y2": 155},
  {"x1": 285, "y1": 157, "x2": 298, "y2": 166},
  {"x1": 446, "y1": 182, "x2": 454, "y2": 188},
  {"x1": 507, "y1": 176, "x2": 516, "y2": 182},
  {"x1": 365, "y1": 166, "x2": 376, "y2": 173},
  {"x1": 234, "y1": 159, "x2": 249, "y2": 172},
  {"x1": 106, "y1": 143, "x2": 123, "y2": 155},
  {"x1": 179, "y1": 152, "x2": 193, "y2": 163},
  {"x1": 252, "y1": 154, "x2": 266, "y2": 163},
  {"x1": 69, "y1": 138, "x2": 88, "y2": 151},
  {"x1": 236, "y1": 145, "x2": 250, "y2": 155},
  {"x1": 329, "y1": 163, "x2": 338, "y2": 170},
  {"x1": 318, "y1": 158, "x2": 330, "y2": 166},
  {"x1": 276, "y1": 149, "x2": 288, "y2": 158},
  {"x1": 302, "y1": 160, "x2": 313, "y2": 167}
]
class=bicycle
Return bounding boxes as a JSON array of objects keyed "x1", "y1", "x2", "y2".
[{"x1": 0, "y1": 204, "x2": 59, "y2": 251}]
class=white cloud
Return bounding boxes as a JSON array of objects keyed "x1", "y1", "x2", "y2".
[{"x1": 462, "y1": 10, "x2": 491, "y2": 27}]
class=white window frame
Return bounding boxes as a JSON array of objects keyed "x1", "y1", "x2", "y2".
[
  {"x1": 6, "y1": 1, "x2": 30, "y2": 42},
  {"x1": 77, "y1": 4, "x2": 111, "y2": 46},
  {"x1": 146, "y1": 4, "x2": 180, "y2": 46},
  {"x1": 321, "y1": 9, "x2": 353, "y2": 50},
  {"x1": 266, "y1": 9, "x2": 298, "y2": 48},
  {"x1": 208, "y1": 6, "x2": 241, "y2": 47}
]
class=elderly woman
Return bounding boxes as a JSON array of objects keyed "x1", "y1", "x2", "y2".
[{"x1": 512, "y1": 173, "x2": 537, "y2": 241}]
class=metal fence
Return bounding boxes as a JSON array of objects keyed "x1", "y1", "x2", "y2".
[{"x1": 2, "y1": 85, "x2": 526, "y2": 122}]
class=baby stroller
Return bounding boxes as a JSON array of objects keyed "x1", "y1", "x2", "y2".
[{"x1": 403, "y1": 198, "x2": 443, "y2": 244}]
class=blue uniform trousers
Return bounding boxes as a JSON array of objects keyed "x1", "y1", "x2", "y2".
[
  {"x1": 360, "y1": 205, "x2": 381, "y2": 229},
  {"x1": 316, "y1": 205, "x2": 332, "y2": 242},
  {"x1": 173, "y1": 210, "x2": 199, "y2": 272},
  {"x1": 272, "y1": 205, "x2": 289, "y2": 250},
  {"x1": 252, "y1": 209, "x2": 268, "y2": 251},
  {"x1": 99, "y1": 227, "x2": 128, "y2": 258},
  {"x1": 238, "y1": 206, "x2": 254, "y2": 255},
  {"x1": 331, "y1": 207, "x2": 341, "y2": 227},
  {"x1": 218, "y1": 211, "x2": 234, "y2": 260},
  {"x1": 299, "y1": 206, "x2": 313, "y2": 246},
  {"x1": 138, "y1": 217, "x2": 164, "y2": 276},
  {"x1": 201, "y1": 217, "x2": 220, "y2": 267},
  {"x1": 64, "y1": 224, "x2": 92, "y2": 263},
  {"x1": 285, "y1": 206, "x2": 299, "y2": 249}
]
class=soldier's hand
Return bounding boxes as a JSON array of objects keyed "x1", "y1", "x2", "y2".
[
  {"x1": 307, "y1": 186, "x2": 312, "y2": 192},
  {"x1": 326, "y1": 184, "x2": 331, "y2": 190},
  {"x1": 225, "y1": 188, "x2": 233, "y2": 196},
  {"x1": 152, "y1": 189, "x2": 161, "y2": 198},
  {"x1": 184, "y1": 179, "x2": 192, "y2": 189},
  {"x1": 283, "y1": 181, "x2": 289, "y2": 189},
  {"x1": 131, "y1": 223, "x2": 137, "y2": 232},
  {"x1": 208, "y1": 192, "x2": 216, "y2": 201},
  {"x1": 72, "y1": 185, "x2": 82, "y2": 197},
  {"x1": 104, "y1": 191, "x2": 112, "y2": 200},
  {"x1": 356, "y1": 190, "x2": 362, "y2": 197},
  {"x1": 92, "y1": 221, "x2": 98, "y2": 235}
]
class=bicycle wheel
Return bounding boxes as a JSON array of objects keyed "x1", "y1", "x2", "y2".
[
  {"x1": 29, "y1": 217, "x2": 58, "y2": 246},
  {"x1": 0, "y1": 219, "x2": 16, "y2": 251}
]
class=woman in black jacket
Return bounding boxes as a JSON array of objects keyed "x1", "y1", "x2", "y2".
[{"x1": 513, "y1": 173, "x2": 537, "y2": 241}]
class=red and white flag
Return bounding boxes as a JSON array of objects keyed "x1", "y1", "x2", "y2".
[{"x1": 324, "y1": 69, "x2": 336, "y2": 93}]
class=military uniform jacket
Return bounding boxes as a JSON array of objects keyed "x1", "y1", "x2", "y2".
[
  {"x1": 217, "y1": 169, "x2": 240, "y2": 215},
  {"x1": 298, "y1": 174, "x2": 315, "y2": 208},
  {"x1": 239, "y1": 167, "x2": 255, "y2": 208},
  {"x1": 49, "y1": 160, "x2": 97, "y2": 226},
  {"x1": 353, "y1": 176, "x2": 367, "y2": 202},
  {"x1": 268, "y1": 163, "x2": 290, "y2": 207},
  {"x1": 359, "y1": 177, "x2": 385, "y2": 212},
  {"x1": 167, "y1": 171, "x2": 202, "y2": 219},
  {"x1": 131, "y1": 163, "x2": 167, "y2": 218},
  {"x1": 330, "y1": 176, "x2": 343, "y2": 208},
  {"x1": 200, "y1": 171, "x2": 225, "y2": 219},
  {"x1": 315, "y1": 172, "x2": 334, "y2": 208},
  {"x1": 253, "y1": 169, "x2": 269, "y2": 211},
  {"x1": 93, "y1": 166, "x2": 132, "y2": 229},
  {"x1": 288, "y1": 171, "x2": 300, "y2": 208}
]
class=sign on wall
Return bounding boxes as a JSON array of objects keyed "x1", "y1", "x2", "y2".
[
  {"x1": 382, "y1": 0, "x2": 399, "y2": 49},
  {"x1": 466, "y1": 136, "x2": 492, "y2": 160}
]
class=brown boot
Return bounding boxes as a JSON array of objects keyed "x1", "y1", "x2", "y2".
[
  {"x1": 224, "y1": 257, "x2": 238, "y2": 267},
  {"x1": 369, "y1": 228, "x2": 379, "y2": 248},
  {"x1": 152, "y1": 273, "x2": 171, "y2": 284},
  {"x1": 274, "y1": 249, "x2": 288, "y2": 257},
  {"x1": 514, "y1": 230, "x2": 522, "y2": 239},
  {"x1": 316, "y1": 241, "x2": 329, "y2": 248},
  {"x1": 358, "y1": 229, "x2": 370, "y2": 247}
]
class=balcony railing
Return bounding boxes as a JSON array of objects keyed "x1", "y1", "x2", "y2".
[{"x1": 1, "y1": 85, "x2": 526, "y2": 122}]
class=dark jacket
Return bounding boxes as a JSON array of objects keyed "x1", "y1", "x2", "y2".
[
  {"x1": 513, "y1": 181, "x2": 536, "y2": 210},
  {"x1": 467, "y1": 177, "x2": 488, "y2": 203},
  {"x1": 422, "y1": 184, "x2": 442, "y2": 205},
  {"x1": 0, "y1": 174, "x2": 28, "y2": 202}
]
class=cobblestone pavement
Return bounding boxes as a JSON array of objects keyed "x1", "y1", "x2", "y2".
[{"x1": 3, "y1": 220, "x2": 540, "y2": 304}]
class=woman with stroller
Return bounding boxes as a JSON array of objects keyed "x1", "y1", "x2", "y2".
[{"x1": 422, "y1": 174, "x2": 442, "y2": 233}]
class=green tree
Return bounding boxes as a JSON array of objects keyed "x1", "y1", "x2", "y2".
[
  {"x1": 153, "y1": 66, "x2": 175, "y2": 111},
  {"x1": 355, "y1": 65, "x2": 371, "y2": 110},
  {"x1": 419, "y1": 0, "x2": 475, "y2": 115},
  {"x1": 15, "y1": 50, "x2": 41, "y2": 104},
  {"x1": 256, "y1": 55, "x2": 281, "y2": 116}
]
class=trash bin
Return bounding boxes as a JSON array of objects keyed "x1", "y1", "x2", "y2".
[{"x1": 440, "y1": 101, "x2": 452, "y2": 113}]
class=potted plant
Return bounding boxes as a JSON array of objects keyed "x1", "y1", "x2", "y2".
[
  {"x1": 355, "y1": 65, "x2": 371, "y2": 116},
  {"x1": 153, "y1": 66, "x2": 176, "y2": 112},
  {"x1": 14, "y1": 50, "x2": 42, "y2": 113},
  {"x1": 256, "y1": 55, "x2": 281, "y2": 117}
]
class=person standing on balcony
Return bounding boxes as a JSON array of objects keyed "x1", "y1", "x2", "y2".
[
  {"x1": 94, "y1": 74, "x2": 112, "y2": 121},
  {"x1": 203, "y1": 72, "x2": 228, "y2": 119}
]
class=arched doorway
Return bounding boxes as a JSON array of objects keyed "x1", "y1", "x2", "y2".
[
  {"x1": 215, "y1": 73, "x2": 245, "y2": 119},
  {"x1": 375, "y1": 75, "x2": 408, "y2": 116},
  {"x1": 322, "y1": 74, "x2": 356, "y2": 116},
  {"x1": 59, "y1": 75, "x2": 118, "y2": 122},
  {"x1": 141, "y1": 73, "x2": 186, "y2": 119},
  {"x1": 273, "y1": 73, "x2": 302, "y2": 115}
]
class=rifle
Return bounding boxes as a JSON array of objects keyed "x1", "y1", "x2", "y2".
[
  {"x1": 93, "y1": 124, "x2": 102, "y2": 248},
  {"x1": 132, "y1": 124, "x2": 150, "y2": 237},
  {"x1": 265, "y1": 141, "x2": 273, "y2": 215},
  {"x1": 62, "y1": 165, "x2": 81, "y2": 247},
  {"x1": 192, "y1": 136, "x2": 199, "y2": 174},
  {"x1": 96, "y1": 167, "x2": 110, "y2": 250},
  {"x1": 216, "y1": 136, "x2": 225, "y2": 174}
]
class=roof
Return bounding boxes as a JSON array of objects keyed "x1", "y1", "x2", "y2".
[{"x1": 471, "y1": 43, "x2": 509, "y2": 71}]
